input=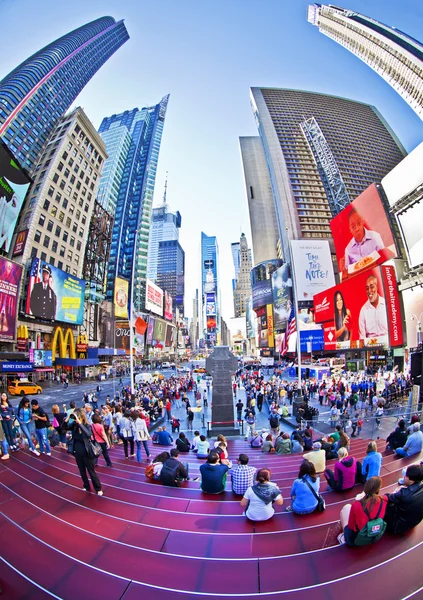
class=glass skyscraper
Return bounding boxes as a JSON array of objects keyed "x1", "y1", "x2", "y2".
[
  {"x1": 0, "y1": 17, "x2": 129, "y2": 173},
  {"x1": 308, "y1": 4, "x2": 423, "y2": 121},
  {"x1": 157, "y1": 239, "x2": 185, "y2": 315},
  {"x1": 201, "y1": 232, "x2": 220, "y2": 346},
  {"x1": 147, "y1": 200, "x2": 182, "y2": 284},
  {"x1": 98, "y1": 95, "x2": 170, "y2": 311}
]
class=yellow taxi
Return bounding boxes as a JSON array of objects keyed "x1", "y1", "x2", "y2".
[{"x1": 8, "y1": 380, "x2": 42, "y2": 396}]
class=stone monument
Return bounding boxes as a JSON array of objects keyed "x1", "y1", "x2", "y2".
[{"x1": 206, "y1": 346, "x2": 239, "y2": 436}]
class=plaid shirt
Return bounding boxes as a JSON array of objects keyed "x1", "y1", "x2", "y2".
[{"x1": 230, "y1": 465, "x2": 257, "y2": 495}]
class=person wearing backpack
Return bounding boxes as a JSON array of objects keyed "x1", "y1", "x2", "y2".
[
  {"x1": 338, "y1": 476, "x2": 386, "y2": 546},
  {"x1": 160, "y1": 448, "x2": 189, "y2": 486},
  {"x1": 384, "y1": 464, "x2": 423, "y2": 535}
]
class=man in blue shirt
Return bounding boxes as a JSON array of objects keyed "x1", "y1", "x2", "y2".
[
  {"x1": 156, "y1": 426, "x2": 173, "y2": 446},
  {"x1": 200, "y1": 451, "x2": 229, "y2": 494},
  {"x1": 395, "y1": 423, "x2": 423, "y2": 457},
  {"x1": 343, "y1": 208, "x2": 384, "y2": 270}
]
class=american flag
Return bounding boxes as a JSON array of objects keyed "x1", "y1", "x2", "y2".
[
  {"x1": 280, "y1": 308, "x2": 296, "y2": 356},
  {"x1": 25, "y1": 258, "x2": 40, "y2": 315}
]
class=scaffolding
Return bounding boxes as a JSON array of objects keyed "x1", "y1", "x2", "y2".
[
  {"x1": 300, "y1": 116, "x2": 350, "y2": 216},
  {"x1": 82, "y1": 201, "x2": 113, "y2": 341}
]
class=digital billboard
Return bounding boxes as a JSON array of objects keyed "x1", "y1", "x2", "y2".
[
  {"x1": 114, "y1": 277, "x2": 129, "y2": 318},
  {"x1": 164, "y1": 291, "x2": 173, "y2": 321},
  {"x1": 251, "y1": 259, "x2": 283, "y2": 310},
  {"x1": 290, "y1": 240, "x2": 335, "y2": 301},
  {"x1": 29, "y1": 349, "x2": 53, "y2": 367},
  {"x1": 402, "y1": 287, "x2": 423, "y2": 349},
  {"x1": 330, "y1": 184, "x2": 397, "y2": 281},
  {"x1": 382, "y1": 141, "x2": 423, "y2": 207},
  {"x1": 0, "y1": 258, "x2": 22, "y2": 341},
  {"x1": 12, "y1": 229, "x2": 28, "y2": 257},
  {"x1": 314, "y1": 265, "x2": 403, "y2": 349},
  {"x1": 115, "y1": 321, "x2": 130, "y2": 351},
  {"x1": 206, "y1": 292, "x2": 216, "y2": 315},
  {"x1": 145, "y1": 280, "x2": 163, "y2": 316},
  {"x1": 0, "y1": 140, "x2": 32, "y2": 253},
  {"x1": 153, "y1": 319, "x2": 166, "y2": 346},
  {"x1": 245, "y1": 297, "x2": 257, "y2": 340},
  {"x1": 396, "y1": 206, "x2": 423, "y2": 269},
  {"x1": 146, "y1": 317, "x2": 155, "y2": 346},
  {"x1": 26, "y1": 258, "x2": 85, "y2": 325},
  {"x1": 165, "y1": 323, "x2": 174, "y2": 347},
  {"x1": 207, "y1": 316, "x2": 217, "y2": 331},
  {"x1": 271, "y1": 264, "x2": 293, "y2": 331}
]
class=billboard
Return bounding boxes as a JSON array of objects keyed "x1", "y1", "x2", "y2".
[
  {"x1": 245, "y1": 297, "x2": 256, "y2": 340},
  {"x1": 29, "y1": 349, "x2": 53, "y2": 367},
  {"x1": 266, "y1": 304, "x2": 274, "y2": 348},
  {"x1": 165, "y1": 323, "x2": 174, "y2": 347},
  {"x1": 146, "y1": 317, "x2": 155, "y2": 346},
  {"x1": 114, "y1": 277, "x2": 129, "y2": 318},
  {"x1": 115, "y1": 321, "x2": 130, "y2": 350},
  {"x1": 382, "y1": 141, "x2": 423, "y2": 207},
  {"x1": 290, "y1": 240, "x2": 335, "y2": 301},
  {"x1": 26, "y1": 258, "x2": 85, "y2": 325},
  {"x1": 314, "y1": 265, "x2": 403, "y2": 350},
  {"x1": 164, "y1": 291, "x2": 173, "y2": 321},
  {"x1": 146, "y1": 280, "x2": 163, "y2": 316},
  {"x1": 0, "y1": 258, "x2": 22, "y2": 342},
  {"x1": 207, "y1": 316, "x2": 217, "y2": 331},
  {"x1": 330, "y1": 184, "x2": 397, "y2": 281},
  {"x1": 252, "y1": 280, "x2": 273, "y2": 310},
  {"x1": 251, "y1": 259, "x2": 283, "y2": 310},
  {"x1": 271, "y1": 264, "x2": 293, "y2": 331},
  {"x1": 0, "y1": 140, "x2": 32, "y2": 253},
  {"x1": 12, "y1": 229, "x2": 28, "y2": 257},
  {"x1": 206, "y1": 292, "x2": 216, "y2": 315},
  {"x1": 153, "y1": 319, "x2": 166, "y2": 346},
  {"x1": 402, "y1": 288, "x2": 423, "y2": 348},
  {"x1": 396, "y1": 206, "x2": 423, "y2": 269}
]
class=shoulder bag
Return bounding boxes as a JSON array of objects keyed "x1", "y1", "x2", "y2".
[{"x1": 302, "y1": 476, "x2": 325, "y2": 512}]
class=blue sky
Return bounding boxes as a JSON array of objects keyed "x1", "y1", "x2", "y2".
[{"x1": 2, "y1": 0, "x2": 423, "y2": 322}]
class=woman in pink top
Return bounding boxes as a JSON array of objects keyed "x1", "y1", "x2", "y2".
[
  {"x1": 92, "y1": 414, "x2": 113, "y2": 467},
  {"x1": 324, "y1": 447, "x2": 357, "y2": 492}
]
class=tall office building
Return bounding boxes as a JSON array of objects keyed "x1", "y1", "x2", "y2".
[
  {"x1": 231, "y1": 241, "x2": 240, "y2": 294},
  {"x1": 147, "y1": 184, "x2": 182, "y2": 283},
  {"x1": 156, "y1": 240, "x2": 185, "y2": 315},
  {"x1": 233, "y1": 233, "x2": 253, "y2": 317},
  {"x1": 308, "y1": 4, "x2": 423, "y2": 121},
  {"x1": 201, "y1": 232, "x2": 220, "y2": 346},
  {"x1": 98, "y1": 95, "x2": 169, "y2": 311},
  {"x1": 239, "y1": 136, "x2": 279, "y2": 265},
  {"x1": 250, "y1": 87, "x2": 406, "y2": 259},
  {"x1": 0, "y1": 17, "x2": 129, "y2": 173}
]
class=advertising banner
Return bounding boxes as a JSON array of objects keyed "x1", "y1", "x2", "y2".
[
  {"x1": 207, "y1": 316, "x2": 217, "y2": 331},
  {"x1": 164, "y1": 291, "x2": 173, "y2": 321},
  {"x1": 246, "y1": 297, "x2": 256, "y2": 340},
  {"x1": 0, "y1": 140, "x2": 32, "y2": 253},
  {"x1": 402, "y1": 287, "x2": 423, "y2": 349},
  {"x1": 252, "y1": 280, "x2": 273, "y2": 310},
  {"x1": 146, "y1": 317, "x2": 155, "y2": 346},
  {"x1": 313, "y1": 265, "x2": 403, "y2": 349},
  {"x1": 12, "y1": 229, "x2": 28, "y2": 257},
  {"x1": 206, "y1": 293, "x2": 216, "y2": 315},
  {"x1": 382, "y1": 140, "x2": 423, "y2": 207},
  {"x1": 29, "y1": 349, "x2": 53, "y2": 367},
  {"x1": 114, "y1": 277, "x2": 129, "y2": 319},
  {"x1": 266, "y1": 304, "x2": 274, "y2": 348},
  {"x1": 290, "y1": 240, "x2": 335, "y2": 301},
  {"x1": 271, "y1": 264, "x2": 293, "y2": 331},
  {"x1": 146, "y1": 280, "x2": 163, "y2": 316},
  {"x1": 115, "y1": 321, "x2": 130, "y2": 351},
  {"x1": 153, "y1": 319, "x2": 166, "y2": 343},
  {"x1": 25, "y1": 258, "x2": 85, "y2": 325},
  {"x1": 396, "y1": 206, "x2": 423, "y2": 269},
  {"x1": 330, "y1": 184, "x2": 397, "y2": 281},
  {"x1": 299, "y1": 330, "x2": 325, "y2": 352},
  {"x1": 165, "y1": 324, "x2": 174, "y2": 347},
  {"x1": 0, "y1": 258, "x2": 22, "y2": 341}
]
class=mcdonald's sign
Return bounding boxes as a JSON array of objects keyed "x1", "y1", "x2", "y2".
[
  {"x1": 13, "y1": 229, "x2": 28, "y2": 257},
  {"x1": 16, "y1": 325, "x2": 29, "y2": 351},
  {"x1": 76, "y1": 334, "x2": 88, "y2": 358},
  {"x1": 51, "y1": 327, "x2": 76, "y2": 361}
]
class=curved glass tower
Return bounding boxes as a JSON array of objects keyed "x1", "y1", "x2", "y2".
[{"x1": 0, "y1": 16, "x2": 129, "y2": 172}]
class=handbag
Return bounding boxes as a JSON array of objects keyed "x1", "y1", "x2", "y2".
[
  {"x1": 67, "y1": 436, "x2": 74, "y2": 455},
  {"x1": 87, "y1": 438, "x2": 102, "y2": 459},
  {"x1": 302, "y1": 476, "x2": 325, "y2": 512}
]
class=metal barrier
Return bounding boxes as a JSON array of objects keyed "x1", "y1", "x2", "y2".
[{"x1": 206, "y1": 420, "x2": 244, "y2": 436}]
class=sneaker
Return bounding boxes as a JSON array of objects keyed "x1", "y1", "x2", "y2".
[
  {"x1": 97, "y1": 490, "x2": 104, "y2": 496},
  {"x1": 30, "y1": 448, "x2": 40, "y2": 456},
  {"x1": 337, "y1": 533, "x2": 345, "y2": 545},
  {"x1": 45, "y1": 452, "x2": 51, "y2": 456},
  {"x1": 286, "y1": 506, "x2": 293, "y2": 512},
  {"x1": 1, "y1": 454, "x2": 10, "y2": 460},
  {"x1": 107, "y1": 463, "x2": 113, "y2": 467},
  {"x1": 193, "y1": 477, "x2": 200, "y2": 482}
]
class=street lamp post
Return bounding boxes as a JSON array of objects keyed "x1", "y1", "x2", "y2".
[
  {"x1": 129, "y1": 229, "x2": 139, "y2": 395},
  {"x1": 411, "y1": 313, "x2": 423, "y2": 346}
]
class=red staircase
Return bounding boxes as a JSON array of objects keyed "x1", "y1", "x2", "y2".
[{"x1": 0, "y1": 437, "x2": 422, "y2": 599}]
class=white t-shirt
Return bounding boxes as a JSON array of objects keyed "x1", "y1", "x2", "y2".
[{"x1": 243, "y1": 483, "x2": 282, "y2": 521}]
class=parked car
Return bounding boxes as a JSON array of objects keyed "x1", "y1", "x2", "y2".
[{"x1": 8, "y1": 380, "x2": 42, "y2": 396}]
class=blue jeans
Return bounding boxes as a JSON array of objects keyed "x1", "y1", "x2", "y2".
[
  {"x1": 20, "y1": 421, "x2": 36, "y2": 450},
  {"x1": 2, "y1": 419, "x2": 14, "y2": 447},
  {"x1": 136, "y1": 440, "x2": 150, "y2": 462},
  {"x1": 35, "y1": 428, "x2": 51, "y2": 453},
  {"x1": 395, "y1": 447, "x2": 408, "y2": 457},
  {"x1": 1, "y1": 439, "x2": 9, "y2": 455}
]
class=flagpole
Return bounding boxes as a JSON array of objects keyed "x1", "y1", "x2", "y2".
[{"x1": 288, "y1": 240, "x2": 303, "y2": 406}]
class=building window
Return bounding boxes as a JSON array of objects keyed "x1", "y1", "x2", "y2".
[
  {"x1": 63, "y1": 231, "x2": 68, "y2": 242},
  {"x1": 55, "y1": 225, "x2": 61, "y2": 237},
  {"x1": 58, "y1": 261, "x2": 63, "y2": 270},
  {"x1": 50, "y1": 257, "x2": 55, "y2": 266},
  {"x1": 30, "y1": 247, "x2": 37, "y2": 258},
  {"x1": 66, "y1": 217, "x2": 71, "y2": 228},
  {"x1": 67, "y1": 250, "x2": 73, "y2": 261},
  {"x1": 59, "y1": 246, "x2": 65, "y2": 257},
  {"x1": 58, "y1": 211, "x2": 64, "y2": 222},
  {"x1": 62, "y1": 198, "x2": 68, "y2": 209},
  {"x1": 47, "y1": 186, "x2": 54, "y2": 197},
  {"x1": 70, "y1": 236, "x2": 75, "y2": 247},
  {"x1": 34, "y1": 230, "x2": 41, "y2": 243},
  {"x1": 43, "y1": 235, "x2": 50, "y2": 249},
  {"x1": 51, "y1": 205, "x2": 57, "y2": 217},
  {"x1": 47, "y1": 220, "x2": 53, "y2": 232},
  {"x1": 43, "y1": 199, "x2": 50, "y2": 210},
  {"x1": 38, "y1": 214, "x2": 45, "y2": 226},
  {"x1": 52, "y1": 241, "x2": 58, "y2": 252},
  {"x1": 40, "y1": 252, "x2": 47, "y2": 262},
  {"x1": 76, "y1": 241, "x2": 81, "y2": 251},
  {"x1": 72, "y1": 223, "x2": 77, "y2": 233},
  {"x1": 52, "y1": 173, "x2": 59, "y2": 184}
]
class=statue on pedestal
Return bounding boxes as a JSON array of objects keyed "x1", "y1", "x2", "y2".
[{"x1": 206, "y1": 346, "x2": 239, "y2": 436}]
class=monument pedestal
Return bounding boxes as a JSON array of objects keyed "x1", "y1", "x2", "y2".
[{"x1": 206, "y1": 346, "x2": 239, "y2": 438}]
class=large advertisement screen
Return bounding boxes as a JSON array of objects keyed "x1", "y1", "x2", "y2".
[
  {"x1": 206, "y1": 292, "x2": 216, "y2": 316},
  {"x1": 164, "y1": 291, "x2": 173, "y2": 321},
  {"x1": 314, "y1": 265, "x2": 403, "y2": 350},
  {"x1": 29, "y1": 349, "x2": 53, "y2": 367},
  {"x1": 153, "y1": 319, "x2": 166, "y2": 347},
  {"x1": 290, "y1": 240, "x2": 335, "y2": 301},
  {"x1": 165, "y1": 324, "x2": 174, "y2": 347},
  {"x1": 382, "y1": 141, "x2": 423, "y2": 207},
  {"x1": 396, "y1": 206, "x2": 423, "y2": 269},
  {"x1": 146, "y1": 317, "x2": 155, "y2": 346},
  {"x1": 402, "y1": 287, "x2": 423, "y2": 349},
  {"x1": 245, "y1": 297, "x2": 256, "y2": 340},
  {"x1": 0, "y1": 258, "x2": 23, "y2": 341},
  {"x1": 25, "y1": 258, "x2": 85, "y2": 324},
  {"x1": 271, "y1": 264, "x2": 293, "y2": 331},
  {"x1": 114, "y1": 277, "x2": 129, "y2": 318},
  {"x1": 330, "y1": 184, "x2": 397, "y2": 281},
  {"x1": 251, "y1": 259, "x2": 283, "y2": 310},
  {"x1": 115, "y1": 321, "x2": 130, "y2": 351},
  {"x1": 0, "y1": 140, "x2": 32, "y2": 253},
  {"x1": 146, "y1": 280, "x2": 163, "y2": 316}
]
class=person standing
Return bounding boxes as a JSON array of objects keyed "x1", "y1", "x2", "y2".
[
  {"x1": 120, "y1": 410, "x2": 135, "y2": 458},
  {"x1": 30, "y1": 399, "x2": 51, "y2": 455},
  {"x1": 91, "y1": 414, "x2": 113, "y2": 467},
  {"x1": 65, "y1": 408, "x2": 103, "y2": 495},
  {"x1": 187, "y1": 407, "x2": 194, "y2": 431},
  {"x1": 1, "y1": 393, "x2": 16, "y2": 450},
  {"x1": 133, "y1": 411, "x2": 151, "y2": 462}
]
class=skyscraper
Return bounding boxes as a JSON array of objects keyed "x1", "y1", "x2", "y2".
[
  {"x1": 250, "y1": 87, "x2": 406, "y2": 259},
  {"x1": 0, "y1": 17, "x2": 129, "y2": 173},
  {"x1": 98, "y1": 95, "x2": 170, "y2": 311},
  {"x1": 233, "y1": 233, "x2": 253, "y2": 318},
  {"x1": 156, "y1": 240, "x2": 185, "y2": 315},
  {"x1": 201, "y1": 232, "x2": 220, "y2": 346},
  {"x1": 308, "y1": 4, "x2": 423, "y2": 121},
  {"x1": 239, "y1": 136, "x2": 279, "y2": 264},
  {"x1": 231, "y1": 241, "x2": 240, "y2": 294}
]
